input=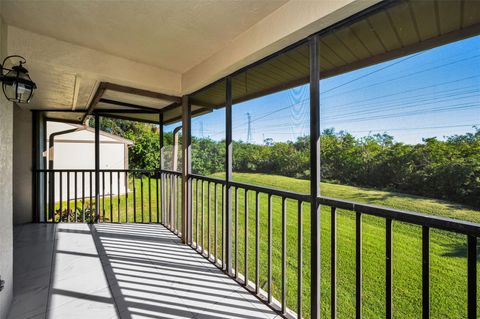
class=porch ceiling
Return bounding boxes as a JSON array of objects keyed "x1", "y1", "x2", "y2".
[
  {"x1": 40, "y1": 80, "x2": 211, "y2": 125},
  {"x1": 3, "y1": 0, "x2": 371, "y2": 123},
  {"x1": 2, "y1": 0, "x2": 288, "y2": 74}
]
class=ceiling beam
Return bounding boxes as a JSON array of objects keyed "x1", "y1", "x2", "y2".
[
  {"x1": 82, "y1": 82, "x2": 107, "y2": 123},
  {"x1": 97, "y1": 112, "x2": 159, "y2": 125},
  {"x1": 81, "y1": 81, "x2": 184, "y2": 124},
  {"x1": 103, "y1": 82, "x2": 181, "y2": 103},
  {"x1": 165, "y1": 107, "x2": 212, "y2": 125},
  {"x1": 93, "y1": 109, "x2": 159, "y2": 114},
  {"x1": 99, "y1": 98, "x2": 163, "y2": 112}
]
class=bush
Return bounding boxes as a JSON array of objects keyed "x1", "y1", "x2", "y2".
[{"x1": 94, "y1": 118, "x2": 480, "y2": 208}]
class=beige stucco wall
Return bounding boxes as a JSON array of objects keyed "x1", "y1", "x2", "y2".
[
  {"x1": 0, "y1": 96, "x2": 13, "y2": 319},
  {"x1": 0, "y1": 15, "x2": 14, "y2": 319},
  {"x1": 13, "y1": 106, "x2": 32, "y2": 225}
]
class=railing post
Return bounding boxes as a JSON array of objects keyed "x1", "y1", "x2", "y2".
[
  {"x1": 41, "y1": 115, "x2": 47, "y2": 222},
  {"x1": 48, "y1": 160, "x2": 54, "y2": 222},
  {"x1": 422, "y1": 226, "x2": 430, "y2": 319},
  {"x1": 32, "y1": 111, "x2": 39, "y2": 222},
  {"x1": 467, "y1": 235, "x2": 477, "y2": 319},
  {"x1": 181, "y1": 95, "x2": 192, "y2": 244},
  {"x1": 158, "y1": 113, "x2": 163, "y2": 224},
  {"x1": 309, "y1": 34, "x2": 321, "y2": 319},
  {"x1": 159, "y1": 113, "x2": 164, "y2": 225},
  {"x1": 225, "y1": 76, "x2": 233, "y2": 275},
  {"x1": 159, "y1": 114, "x2": 164, "y2": 169},
  {"x1": 32, "y1": 111, "x2": 46, "y2": 222},
  {"x1": 94, "y1": 113, "x2": 100, "y2": 223}
]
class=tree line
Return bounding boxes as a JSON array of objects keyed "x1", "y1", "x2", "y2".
[{"x1": 95, "y1": 118, "x2": 480, "y2": 208}]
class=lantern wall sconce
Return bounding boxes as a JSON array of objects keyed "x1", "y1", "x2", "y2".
[{"x1": 0, "y1": 55, "x2": 36, "y2": 103}]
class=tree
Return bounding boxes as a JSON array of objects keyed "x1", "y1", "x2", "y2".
[{"x1": 89, "y1": 117, "x2": 480, "y2": 208}]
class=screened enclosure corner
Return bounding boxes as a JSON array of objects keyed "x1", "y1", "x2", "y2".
[{"x1": 30, "y1": 1, "x2": 480, "y2": 319}]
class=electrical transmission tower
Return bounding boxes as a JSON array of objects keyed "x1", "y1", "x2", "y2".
[{"x1": 246, "y1": 112, "x2": 252, "y2": 143}]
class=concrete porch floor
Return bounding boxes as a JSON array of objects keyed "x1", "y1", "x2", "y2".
[{"x1": 8, "y1": 223, "x2": 280, "y2": 319}]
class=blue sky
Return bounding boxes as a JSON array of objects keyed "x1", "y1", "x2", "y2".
[{"x1": 167, "y1": 35, "x2": 480, "y2": 145}]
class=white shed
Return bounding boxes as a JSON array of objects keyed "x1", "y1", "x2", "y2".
[{"x1": 46, "y1": 121, "x2": 133, "y2": 198}]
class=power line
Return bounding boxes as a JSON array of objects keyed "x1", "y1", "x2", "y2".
[
  {"x1": 257, "y1": 99, "x2": 479, "y2": 130},
  {"x1": 322, "y1": 90, "x2": 480, "y2": 121},
  {"x1": 222, "y1": 98, "x2": 479, "y2": 136},
  {"x1": 322, "y1": 54, "x2": 480, "y2": 98},
  {"x1": 321, "y1": 52, "x2": 423, "y2": 94},
  {"x1": 320, "y1": 75, "x2": 480, "y2": 113},
  {"x1": 231, "y1": 55, "x2": 480, "y2": 130},
  {"x1": 256, "y1": 124, "x2": 479, "y2": 136},
  {"x1": 248, "y1": 88, "x2": 479, "y2": 127},
  {"x1": 198, "y1": 52, "x2": 479, "y2": 138},
  {"x1": 240, "y1": 82, "x2": 480, "y2": 127},
  {"x1": 201, "y1": 121, "x2": 479, "y2": 142},
  {"x1": 328, "y1": 103, "x2": 479, "y2": 124},
  {"x1": 347, "y1": 124, "x2": 480, "y2": 134},
  {"x1": 227, "y1": 91, "x2": 479, "y2": 134},
  {"x1": 199, "y1": 54, "x2": 480, "y2": 138}
]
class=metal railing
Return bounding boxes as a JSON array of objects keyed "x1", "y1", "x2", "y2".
[
  {"x1": 189, "y1": 173, "x2": 310, "y2": 318},
  {"x1": 188, "y1": 174, "x2": 479, "y2": 319},
  {"x1": 34, "y1": 169, "x2": 479, "y2": 318},
  {"x1": 317, "y1": 196, "x2": 479, "y2": 319},
  {"x1": 190, "y1": 174, "x2": 227, "y2": 268},
  {"x1": 35, "y1": 169, "x2": 182, "y2": 234},
  {"x1": 160, "y1": 169, "x2": 182, "y2": 235}
]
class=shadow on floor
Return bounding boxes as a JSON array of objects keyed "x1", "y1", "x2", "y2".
[
  {"x1": 9, "y1": 223, "x2": 279, "y2": 319},
  {"x1": 90, "y1": 223, "x2": 279, "y2": 319}
]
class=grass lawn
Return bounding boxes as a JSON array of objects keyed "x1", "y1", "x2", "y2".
[
  {"x1": 54, "y1": 175, "x2": 182, "y2": 225},
  {"x1": 55, "y1": 172, "x2": 480, "y2": 318},
  {"x1": 198, "y1": 172, "x2": 480, "y2": 319}
]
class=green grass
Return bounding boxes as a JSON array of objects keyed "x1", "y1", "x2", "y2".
[
  {"x1": 191, "y1": 172, "x2": 480, "y2": 319},
  {"x1": 53, "y1": 176, "x2": 182, "y2": 226},
  {"x1": 54, "y1": 172, "x2": 480, "y2": 318}
]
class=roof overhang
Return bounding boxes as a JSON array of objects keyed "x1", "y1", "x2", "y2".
[{"x1": 191, "y1": 0, "x2": 480, "y2": 108}]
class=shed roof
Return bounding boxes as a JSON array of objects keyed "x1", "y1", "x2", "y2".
[{"x1": 47, "y1": 121, "x2": 134, "y2": 145}]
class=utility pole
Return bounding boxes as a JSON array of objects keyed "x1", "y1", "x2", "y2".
[{"x1": 246, "y1": 112, "x2": 252, "y2": 143}]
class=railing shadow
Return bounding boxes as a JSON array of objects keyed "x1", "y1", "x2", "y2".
[
  {"x1": 89, "y1": 223, "x2": 277, "y2": 319},
  {"x1": 442, "y1": 242, "x2": 480, "y2": 258},
  {"x1": 10, "y1": 222, "x2": 277, "y2": 318}
]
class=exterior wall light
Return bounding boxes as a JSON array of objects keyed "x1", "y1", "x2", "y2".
[{"x1": 0, "y1": 55, "x2": 37, "y2": 103}]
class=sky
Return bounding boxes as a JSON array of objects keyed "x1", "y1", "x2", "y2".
[{"x1": 167, "y1": 34, "x2": 480, "y2": 145}]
